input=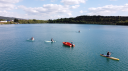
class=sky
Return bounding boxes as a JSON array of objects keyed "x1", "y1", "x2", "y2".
[{"x1": 0, "y1": 0, "x2": 128, "y2": 20}]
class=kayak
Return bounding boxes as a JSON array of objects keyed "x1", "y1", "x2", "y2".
[
  {"x1": 45, "y1": 41, "x2": 56, "y2": 42},
  {"x1": 100, "y1": 54, "x2": 119, "y2": 60},
  {"x1": 63, "y1": 42, "x2": 75, "y2": 47}
]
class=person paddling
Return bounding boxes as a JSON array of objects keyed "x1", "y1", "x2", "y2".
[
  {"x1": 106, "y1": 51, "x2": 111, "y2": 57},
  {"x1": 31, "y1": 37, "x2": 34, "y2": 40},
  {"x1": 51, "y1": 38, "x2": 54, "y2": 42},
  {"x1": 71, "y1": 41, "x2": 74, "y2": 46}
]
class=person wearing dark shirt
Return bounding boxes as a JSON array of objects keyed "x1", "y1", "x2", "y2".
[
  {"x1": 51, "y1": 38, "x2": 54, "y2": 42},
  {"x1": 106, "y1": 51, "x2": 111, "y2": 57}
]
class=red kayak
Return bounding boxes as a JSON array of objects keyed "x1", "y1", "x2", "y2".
[{"x1": 63, "y1": 42, "x2": 75, "y2": 47}]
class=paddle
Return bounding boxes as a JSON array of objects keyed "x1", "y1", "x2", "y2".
[
  {"x1": 106, "y1": 51, "x2": 114, "y2": 54},
  {"x1": 110, "y1": 52, "x2": 113, "y2": 54}
]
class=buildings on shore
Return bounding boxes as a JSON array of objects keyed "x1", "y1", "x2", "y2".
[{"x1": 0, "y1": 20, "x2": 14, "y2": 24}]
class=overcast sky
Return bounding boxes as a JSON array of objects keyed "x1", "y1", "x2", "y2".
[{"x1": 0, "y1": 0, "x2": 128, "y2": 20}]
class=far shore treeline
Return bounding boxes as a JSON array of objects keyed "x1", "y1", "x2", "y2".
[
  {"x1": 48, "y1": 15, "x2": 128, "y2": 25},
  {"x1": 14, "y1": 19, "x2": 48, "y2": 24},
  {"x1": 1, "y1": 15, "x2": 128, "y2": 25}
]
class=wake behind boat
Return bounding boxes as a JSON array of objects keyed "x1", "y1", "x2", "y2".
[{"x1": 100, "y1": 54, "x2": 119, "y2": 60}]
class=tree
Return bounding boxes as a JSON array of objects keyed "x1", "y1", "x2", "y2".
[{"x1": 14, "y1": 18, "x2": 19, "y2": 22}]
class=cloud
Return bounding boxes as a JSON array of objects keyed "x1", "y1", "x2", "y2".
[
  {"x1": 80, "y1": 10, "x2": 83, "y2": 13},
  {"x1": 18, "y1": 4, "x2": 74, "y2": 19},
  {"x1": 51, "y1": 0, "x2": 57, "y2": 2},
  {"x1": 88, "y1": 4, "x2": 128, "y2": 15},
  {"x1": 0, "y1": 10, "x2": 20, "y2": 18},
  {"x1": 80, "y1": 10, "x2": 87, "y2": 13},
  {"x1": 61, "y1": 0, "x2": 87, "y2": 5},
  {"x1": 71, "y1": 5, "x2": 80, "y2": 9},
  {"x1": 0, "y1": 0, "x2": 20, "y2": 4},
  {"x1": 0, "y1": 3, "x2": 15, "y2": 10},
  {"x1": 0, "y1": 0, "x2": 20, "y2": 10}
]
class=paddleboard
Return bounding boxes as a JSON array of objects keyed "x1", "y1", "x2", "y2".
[
  {"x1": 100, "y1": 54, "x2": 119, "y2": 60},
  {"x1": 45, "y1": 41, "x2": 56, "y2": 42},
  {"x1": 27, "y1": 39, "x2": 34, "y2": 41}
]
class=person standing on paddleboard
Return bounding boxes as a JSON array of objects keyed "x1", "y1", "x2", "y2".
[
  {"x1": 51, "y1": 38, "x2": 54, "y2": 42},
  {"x1": 78, "y1": 30, "x2": 80, "y2": 33},
  {"x1": 107, "y1": 51, "x2": 111, "y2": 57},
  {"x1": 31, "y1": 37, "x2": 34, "y2": 40}
]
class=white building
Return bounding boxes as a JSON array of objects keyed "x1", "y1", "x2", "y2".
[{"x1": 0, "y1": 21, "x2": 7, "y2": 23}]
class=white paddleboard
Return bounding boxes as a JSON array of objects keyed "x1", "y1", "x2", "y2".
[
  {"x1": 27, "y1": 39, "x2": 34, "y2": 41},
  {"x1": 45, "y1": 41, "x2": 56, "y2": 42}
]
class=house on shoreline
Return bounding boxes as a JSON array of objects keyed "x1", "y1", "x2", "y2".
[
  {"x1": 0, "y1": 21, "x2": 7, "y2": 24},
  {"x1": 0, "y1": 20, "x2": 14, "y2": 24}
]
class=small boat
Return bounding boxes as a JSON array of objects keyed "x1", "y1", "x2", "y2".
[
  {"x1": 100, "y1": 54, "x2": 119, "y2": 60},
  {"x1": 63, "y1": 42, "x2": 75, "y2": 47}
]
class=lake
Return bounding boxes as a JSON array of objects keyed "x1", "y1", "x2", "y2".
[{"x1": 0, "y1": 24, "x2": 128, "y2": 71}]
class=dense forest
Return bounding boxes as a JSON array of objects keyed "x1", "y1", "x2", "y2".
[
  {"x1": 14, "y1": 19, "x2": 48, "y2": 24},
  {"x1": 48, "y1": 15, "x2": 128, "y2": 25}
]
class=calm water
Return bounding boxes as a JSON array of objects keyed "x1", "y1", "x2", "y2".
[{"x1": 0, "y1": 24, "x2": 128, "y2": 71}]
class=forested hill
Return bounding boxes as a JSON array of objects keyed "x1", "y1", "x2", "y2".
[
  {"x1": 48, "y1": 15, "x2": 128, "y2": 25},
  {"x1": 0, "y1": 16, "x2": 23, "y2": 20}
]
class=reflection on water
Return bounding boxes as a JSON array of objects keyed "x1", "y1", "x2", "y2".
[
  {"x1": 106, "y1": 58, "x2": 110, "y2": 62},
  {"x1": 63, "y1": 45, "x2": 74, "y2": 49}
]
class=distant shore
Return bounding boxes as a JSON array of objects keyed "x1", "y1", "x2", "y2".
[
  {"x1": 48, "y1": 15, "x2": 128, "y2": 25},
  {"x1": 1, "y1": 15, "x2": 128, "y2": 25}
]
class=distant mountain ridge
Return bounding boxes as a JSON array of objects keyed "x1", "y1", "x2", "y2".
[{"x1": 0, "y1": 16, "x2": 24, "y2": 20}]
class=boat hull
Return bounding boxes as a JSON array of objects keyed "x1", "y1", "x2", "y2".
[{"x1": 63, "y1": 42, "x2": 75, "y2": 47}]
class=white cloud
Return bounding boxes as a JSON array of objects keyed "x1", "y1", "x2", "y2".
[
  {"x1": 0, "y1": 3, "x2": 15, "y2": 10},
  {"x1": 122, "y1": 4, "x2": 128, "y2": 11},
  {"x1": 51, "y1": 0, "x2": 57, "y2": 2},
  {"x1": 88, "y1": 4, "x2": 128, "y2": 15},
  {"x1": 0, "y1": 0, "x2": 20, "y2": 10},
  {"x1": 0, "y1": 10, "x2": 20, "y2": 18},
  {"x1": 80, "y1": 10, "x2": 87, "y2": 13},
  {"x1": 80, "y1": 10, "x2": 83, "y2": 13},
  {"x1": 61, "y1": 0, "x2": 87, "y2": 5},
  {"x1": 18, "y1": 4, "x2": 74, "y2": 19},
  {"x1": 71, "y1": 5, "x2": 80, "y2": 9},
  {"x1": 18, "y1": 4, "x2": 71, "y2": 15},
  {"x1": 0, "y1": 0, "x2": 20, "y2": 4}
]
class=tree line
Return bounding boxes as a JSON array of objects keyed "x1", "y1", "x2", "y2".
[
  {"x1": 48, "y1": 15, "x2": 128, "y2": 25},
  {"x1": 12, "y1": 15, "x2": 128, "y2": 25},
  {"x1": 14, "y1": 18, "x2": 48, "y2": 24}
]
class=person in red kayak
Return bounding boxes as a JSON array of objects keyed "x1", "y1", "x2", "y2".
[{"x1": 106, "y1": 51, "x2": 111, "y2": 57}]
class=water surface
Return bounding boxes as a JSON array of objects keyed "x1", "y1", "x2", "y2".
[{"x1": 0, "y1": 24, "x2": 128, "y2": 71}]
